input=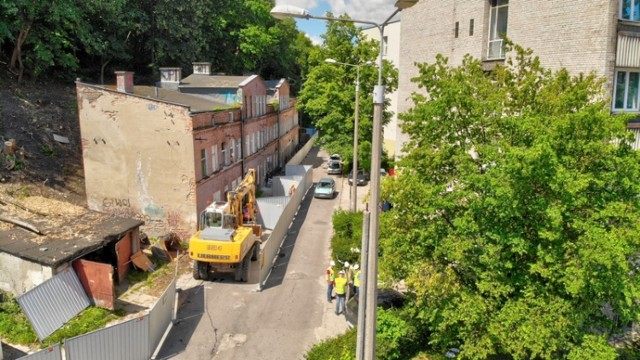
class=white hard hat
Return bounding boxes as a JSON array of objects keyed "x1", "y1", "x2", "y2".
[
  {"x1": 330, "y1": 260, "x2": 335, "y2": 267},
  {"x1": 344, "y1": 261, "x2": 350, "y2": 267},
  {"x1": 339, "y1": 270, "x2": 345, "y2": 275},
  {"x1": 353, "y1": 264, "x2": 359, "y2": 270}
]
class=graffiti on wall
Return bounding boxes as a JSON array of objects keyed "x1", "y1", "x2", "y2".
[{"x1": 103, "y1": 198, "x2": 131, "y2": 208}]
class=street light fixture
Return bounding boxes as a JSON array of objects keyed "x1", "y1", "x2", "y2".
[
  {"x1": 271, "y1": 2, "x2": 419, "y2": 359},
  {"x1": 324, "y1": 58, "x2": 373, "y2": 212}
]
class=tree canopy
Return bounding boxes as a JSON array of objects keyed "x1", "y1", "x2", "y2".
[
  {"x1": 0, "y1": 0, "x2": 314, "y2": 86},
  {"x1": 296, "y1": 16, "x2": 397, "y2": 171},
  {"x1": 380, "y1": 44, "x2": 640, "y2": 359}
]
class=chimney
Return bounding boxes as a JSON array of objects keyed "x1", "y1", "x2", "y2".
[
  {"x1": 192, "y1": 62, "x2": 211, "y2": 75},
  {"x1": 159, "y1": 67, "x2": 182, "y2": 89},
  {"x1": 115, "y1": 71, "x2": 134, "y2": 93}
]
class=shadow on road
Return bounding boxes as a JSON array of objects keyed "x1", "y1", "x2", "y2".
[
  {"x1": 155, "y1": 285, "x2": 205, "y2": 359},
  {"x1": 302, "y1": 147, "x2": 327, "y2": 169}
]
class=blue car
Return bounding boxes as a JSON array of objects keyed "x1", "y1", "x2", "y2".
[{"x1": 314, "y1": 178, "x2": 336, "y2": 199}]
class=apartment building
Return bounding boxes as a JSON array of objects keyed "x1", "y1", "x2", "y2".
[
  {"x1": 76, "y1": 65, "x2": 299, "y2": 238},
  {"x1": 398, "y1": 0, "x2": 640, "y2": 153}
]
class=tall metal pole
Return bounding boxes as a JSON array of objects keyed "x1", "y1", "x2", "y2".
[
  {"x1": 352, "y1": 66, "x2": 361, "y2": 212},
  {"x1": 364, "y1": 17, "x2": 396, "y2": 359},
  {"x1": 356, "y1": 210, "x2": 370, "y2": 360}
]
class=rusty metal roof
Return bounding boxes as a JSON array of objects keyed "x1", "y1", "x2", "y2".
[{"x1": 0, "y1": 195, "x2": 143, "y2": 267}]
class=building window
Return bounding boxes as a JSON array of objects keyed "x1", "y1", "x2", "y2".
[
  {"x1": 455, "y1": 22, "x2": 459, "y2": 38},
  {"x1": 201, "y1": 149, "x2": 208, "y2": 177},
  {"x1": 246, "y1": 135, "x2": 250, "y2": 156},
  {"x1": 470, "y1": 19, "x2": 474, "y2": 36},
  {"x1": 614, "y1": 70, "x2": 640, "y2": 111},
  {"x1": 222, "y1": 142, "x2": 227, "y2": 166},
  {"x1": 236, "y1": 140, "x2": 241, "y2": 162},
  {"x1": 487, "y1": 0, "x2": 508, "y2": 60},
  {"x1": 230, "y1": 138, "x2": 235, "y2": 163},
  {"x1": 621, "y1": 0, "x2": 640, "y2": 21},
  {"x1": 212, "y1": 145, "x2": 219, "y2": 171}
]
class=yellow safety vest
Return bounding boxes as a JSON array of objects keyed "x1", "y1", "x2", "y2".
[
  {"x1": 326, "y1": 267, "x2": 335, "y2": 282},
  {"x1": 354, "y1": 270, "x2": 361, "y2": 287},
  {"x1": 335, "y1": 277, "x2": 348, "y2": 295}
]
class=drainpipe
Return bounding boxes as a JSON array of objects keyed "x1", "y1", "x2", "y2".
[{"x1": 241, "y1": 109, "x2": 245, "y2": 176}]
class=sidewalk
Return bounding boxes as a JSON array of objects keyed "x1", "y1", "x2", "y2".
[{"x1": 305, "y1": 148, "x2": 352, "y2": 343}]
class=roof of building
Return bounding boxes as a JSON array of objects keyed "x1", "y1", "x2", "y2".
[
  {"x1": 133, "y1": 86, "x2": 229, "y2": 112},
  {"x1": 0, "y1": 195, "x2": 144, "y2": 267},
  {"x1": 179, "y1": 74, "x2": 254, "y2": 88}
]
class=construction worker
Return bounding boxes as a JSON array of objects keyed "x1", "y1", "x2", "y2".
[
  {"x1": 334, "y1": 270, "x2": 348, "y2": 315},
  {"x1": 343, "y1": 261, "x2": 351, "y2": 283},
  {"x1": 353, "y1": 264, "x2": 361, "y2": 298},
  {"x1": 326, "y1": 260, "x2": 335, "y2": 303}
]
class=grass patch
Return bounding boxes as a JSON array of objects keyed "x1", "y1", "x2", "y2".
[{"x1": 0, "y1": 292, "x2": 123, "y2": 348}]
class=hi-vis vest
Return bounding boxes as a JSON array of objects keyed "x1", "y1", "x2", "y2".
[
  {"x1": 354, "y1": 270, "x2": 361, "y2": 287},
  {"x1": 335, "y1": 277, "x2": 348, "y2": 295},
  {"x1": 326, "y1": 267, "x2": 335, "y2": 282}
]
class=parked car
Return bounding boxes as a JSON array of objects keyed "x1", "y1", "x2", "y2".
[
  {"x1": 345, "y1": 288, "x2": 406, "y2": 327},
  {"x1": 348, "y1": 169, "x2": 369, "y2": 186},
  {"x1": 314, "y1": 178, "x2": 336, "y2": 199},
  {"x1": 327, "y1": 160, "x2": 342, "y2": 175},
  {"x1": 329, "y1": 154, "x2": 342, "y2": 163}
]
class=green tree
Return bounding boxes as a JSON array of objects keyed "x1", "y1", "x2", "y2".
[
  {"x1": 380, "y1": 44, "x2": 640, "y2": 359},
  {"x1": 296, "y1": 16, "x2": 397, "y2": 170}
]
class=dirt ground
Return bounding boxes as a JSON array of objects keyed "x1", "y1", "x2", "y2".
[{"x1": 0, "y1": 70, "x2": 85, "y2": 207}]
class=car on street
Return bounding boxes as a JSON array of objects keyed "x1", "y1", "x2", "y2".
[
  {"x1": 327, "y1": 160, "x2": 342, "y2": 175},
  {"x1": 314, "y1": 178, "x2": 336, "y2": 199},
  {"x1": 345, "y1": 288, "x2": 406, "y2": 327},
  {"x1": 347, "y1": 169, "x2": 369, "y2": 186}
]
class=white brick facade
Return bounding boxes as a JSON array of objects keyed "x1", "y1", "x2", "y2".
[{"x1": 398, "y1": 0, "x2": 625, "y2": 155}]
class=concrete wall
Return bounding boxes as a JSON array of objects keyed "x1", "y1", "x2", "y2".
[
  {"x1": 77, "y1": 84, "x2": 198, "y2": 238},
  {"x1": 0, "y1": 253, "x2": 53, "y2": 296},
  {"x1": 398, "y1": 0, "x2": 617, "y2": 156}
]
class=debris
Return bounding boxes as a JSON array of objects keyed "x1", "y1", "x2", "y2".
[
  {"x1": 0, "y1": 215, "x2": 44, "y2": 235},
  {"x1": 4, "y1": 139, "x2": 16, "y2": 155},
  {"x1": 53, "y1": 134, "x2": 69, "y2": 144},
  {"x1": 0, "y1": 197, "x2": 48, "y2": 216},
  {"x1": 131, "y1": 251, "x2": 155, "y2": 272}
]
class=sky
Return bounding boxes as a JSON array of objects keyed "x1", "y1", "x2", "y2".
[{"x1": 274, "y1": 0, "x2": 401, "y2": 45}]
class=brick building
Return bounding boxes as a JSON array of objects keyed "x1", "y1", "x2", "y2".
[
  {"x1": 397, "y1": 0, "x2": 640, "y2": 153},
  {"x1": 76, "y1": 64, "x2": 299, "y2": 238}
]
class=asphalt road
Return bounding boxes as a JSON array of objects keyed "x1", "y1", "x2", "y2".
[{"x1": 156, "y1": 147, "x2": 363, "y2": 360}]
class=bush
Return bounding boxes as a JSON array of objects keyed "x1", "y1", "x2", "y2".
[
  {"x1": 305, "y1": 326, "x2": 357, "y2": 360},
  {"x1": 331, "y1": 210, "x2": 363, "y2": 265}
]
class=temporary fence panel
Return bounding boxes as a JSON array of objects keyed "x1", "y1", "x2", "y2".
[
  {"x1": 149, "y1": 278, "x2": 176, "y2": 356},
  {"x1": 258, "y1": 165, "x2": 313, "y2": 289},
  {"x1": 65, "y1": 315, "x2": 149, "y2": 360},
  {"x1": 256, "y1": 196, "x2": 290, "y2": 230},
  {"x1": 17, "y1": 345, "x2": 62, "y2": 360},
  {"x1": 17, "y1": 267, "x2": 90, "y2": 341}
]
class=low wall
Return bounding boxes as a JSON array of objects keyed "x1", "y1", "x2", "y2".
[
  {"x1": 286, "y1": 132, "x2": 317, "y2": 166},
  {"x1": 0, "y1": 253, "x2": 54, "y2": 296}
]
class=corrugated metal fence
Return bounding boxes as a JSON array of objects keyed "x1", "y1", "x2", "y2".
[
  {"x1": 17, "y1": 267, "x2": 91, "y2": 341},
  {"x1": 18, "y1": 276, "x2": 177, "y2": 360}
]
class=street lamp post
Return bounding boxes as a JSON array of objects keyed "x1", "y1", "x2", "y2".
[
  {"x1": 271, "y1": 2, "x2": 419, "y2": 359},
  {"x1": 325, "y1": 58, "x2": 372, "y2": 212}
]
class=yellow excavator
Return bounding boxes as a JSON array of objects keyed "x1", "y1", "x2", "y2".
[{"x1": 188, "y1": 168, "x2": 262, "y2": 281}]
